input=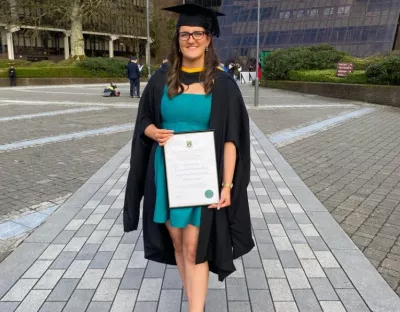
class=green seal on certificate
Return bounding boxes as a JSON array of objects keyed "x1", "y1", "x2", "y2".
[{"x1": 205, "y1": 190, "x2": 214, "y2": 199}]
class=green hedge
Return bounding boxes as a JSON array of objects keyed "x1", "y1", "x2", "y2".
[
  {"x1": 365, "y1": 56, "x2": 400, "y2": 85},
  {"x1": 288, "y1": 69, "x2": 368, "y2": 85},
  {"x1": 263, "y1": 44, "x2": 346, "y2": 80},
  {"x1": 0, "y1": 67, "x2": 109, "y2": 78}
]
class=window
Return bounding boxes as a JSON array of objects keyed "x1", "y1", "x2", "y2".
[
  {"x1": 279, "y1": 11, "x2": 290, "y2": 19},
  {"x1": 324, "y1": 7, "x2": 335, "y2": 16},
  {"x1": 338, "y1": 6, "x2": 351, "y2": 15},
  {"x1": 307, "y1": 8, "x2": 318, "y2": 17}
]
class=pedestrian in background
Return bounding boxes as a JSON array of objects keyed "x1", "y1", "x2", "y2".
[
  {"x1": 127, "y1": 56, "x2": 140, "y2": 98},
  {"x1": 8, "y1": 65, "x2": 16, "y2": 87},
  {"x1": 160, "y1": 56, "x2": 169, "y2": 70}
]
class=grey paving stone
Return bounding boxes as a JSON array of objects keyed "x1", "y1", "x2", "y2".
[
  {"x1": 208, "y1": 272, "x2": 225, "y2": 289},
  {"x1": 227, "y1": 301, "x2": 252, "y2": 312},
  {"x1": 64, "y1": 237, "x2": 87, "y2": 252},
  {"x1": 104, "y1": 209, "x2": 121, "y2": 220},
  {"x1": 63, "y1": 260, "x2": 90, "y2": 279},
  {"x1": 52, "y1": 231, "x2": 75, "y2": 244},
  {"x1": 74, "y1": 209, "x2": 93, "y2": 220},
  {"x1": 39, "y1": 245, "x2": 65, "y2": 260},
  {"x1": 77, "y1": 269, "x2": 104, "y2": 289},
  {"x1": 230, "y1": 259, "x2": 245, "y2": 278},
  {"x1": 133, "y1": 240, "x2": 145, "y2": 253},
  {"x1": 276, "y1": 208, "x2": 293, "y2": 219},
  {"x1": 258, "y1": 243, "x2": 279, "y2": 260},
  {"x1": 253, "y1": 230, "x2": 272, "y2": 244},
  {"x1": 273, "y1": 237, "x2": 293, "y2": 251},
  {"x1": 108, "y1": 225, "x2": 124, "y2": 237},
  {"x1": 300, "y1": 260, "x2": 326, "y2": 278},
  {"x1": 38, "y1": 302, "x2": 66, "y2": 312},
  {"x1": 245, "y1": 268, "x2": 268, "y2": 289},
  {"x1": 293, "y1": 244, "x2": 315, "y2": 260},
  {"x1": 281, "y1": 217, "x2": 300, "y2": 230},
  {"x1": 47, "y1": 279, "x2": 79, "y2": 301},
  {"x1": 314, "y1": 251, "x2": 340, "y2": 268},
  {"x1": 104, "y1": 260, "x2": 128, "y2": 278},
  {"x1": 1, "y1": 279, "x2": 37, "y2": 301},
  {"x1": 128, "y1": 251, "x2": 148, "y2": 268},
  {"x1": 242, "y1": 250, "x2": 262, "y2": 268},
  {"x1": 110, "y1": 289, "x2": 138, "y2": 312},
  {"x1": 86, "y1": 301, "x2": 113, "y2": 312},
  {"x1": 86, "y1": 231, "x2": 108, "y2": 244},
  {"x1": 263, "y1": 259, "x2": 285, "y2": 278},
  {"x1": 162, "y1": 269, "x2": 182, "y2": 290},
  {"x1": 133, "y1": 302, "x2": 158, "y2": 312},
  {"x1": 137, "y1": 278, "x2": 162, "y2": 301},
  {"x1": 92, "y1": 279, "x2": 120, "y2": 301},
  {"x1": 120, "y1": 231, "x2": 140, "y2": 244},
  {"x1": 120, "y1": 268, "x2": 145, "y2": 290},
  {"x1": 34, "y1": 269, "x2": 65, "y2": 290},
  {"x1": 205, "y1": 289, "x2": 227, "y2": 312},
  {"x1": 336, "y1": 289, "x2": 370, "y2": 312},
  {"x1": 319, "y1": 301, "x2": 346, "y2": 312},
  {"x1": 292, "y1": 213, "x2": 311, "y2": 224},
  {"x1": 226, "y1": 278, "x2": 249, "y2": 301},
  {"x1": 157, "y1": 289, "x2": 181, "y2": 312},
  {"x1": 23, "y1": 261, "x2": 53, "y2": 279},
  {"x1": 75, "y1": 243, "x2": 100, "y2": 260},
  {"x1": 50, "y1": 251, "x2": 77, "y2": 269},
  {"x1": 269, "y1": 279, "x2": 294, "y2": 301},
  {"x1": 285, "y1": 268, "x2": 311, "y2": 289},
  {"x1": 249, "y1": 289, "x2": 275, "y2": 312},
  {"x1": 62, "y1": 289, "x2": 95, "y2": 312},
  {"x1": 274, "y1": 302, "x2": 299, "y2": 312},
  {"x1": 85, "y1": 214, "x2": 104, "y2": 225},
  {"x1": 268, "y1": 224, "x2": 287, "y2": 237},
  {"x1": 99, "y1": 237, "x2": 121, "y2": 252},
  {"x1": 89, "y1": 251, "x2": 113, "y2": 269},
  {"x1": 113, "y1": 244, "x2": 134, "y2": 260},
  {"x1": 293, "y1": 289, "x2": 322, "y2": 312},
  {"x1": 97, "y1": 219, "x2": 115, "y2": 231},
  {"x1": 286, "y1": 230, "x2": 307, "y2": 244},
  {"x1": 324, "y1": 268, "x2": 353, "y2": 289},
  {"x1": 0, "y1": 302, "x2": 20, "y2": 312},
  {"x1": 144, "y1": 261, "x2": 166, "y2": 278},
  {"x1": 278, "y1": 251, "x2": 301, "y2": 268},
  {"x1": 14, "y1": 289, "x2": 51, "y2": 312},
  {"x1": 263, "y1": 213, "x2": 281, "y2": 224},
  {"x1": 306, "y1": 237, "x2": 329, "y2": 251},
  {"x1": 309, "y1": 278, "x2": 338, "y2": 301}
]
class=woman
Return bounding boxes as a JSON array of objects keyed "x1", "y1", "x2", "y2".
[{"x1": 123, "y1": 4, "x2": 254, "y2": 311}]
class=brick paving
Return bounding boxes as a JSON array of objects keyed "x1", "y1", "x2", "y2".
[
  {"x1": 0, "y1": 121, "x2": 399, "y2": 312},
  {"x1": 278, "y1": 107, "x2": 400, "y2": 296}
]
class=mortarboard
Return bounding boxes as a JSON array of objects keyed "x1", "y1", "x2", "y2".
[{"x1": 162, "y1": 4, "x2": 225, "y2": 38}]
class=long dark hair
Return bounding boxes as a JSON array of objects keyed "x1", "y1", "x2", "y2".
[{"x1": 166, "y1": 31, "x2": 220, "y2": 98}]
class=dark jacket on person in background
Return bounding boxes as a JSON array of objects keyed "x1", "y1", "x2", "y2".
[
  {"x1": 122, "y1": 68, "x2": 255, "y2": 282},
  {"x1": 8, "y1": 68, "x2": 16, "y2": 78},
  {"x1": 127, "y1": 62, "x2": 140, "y2": 79}
]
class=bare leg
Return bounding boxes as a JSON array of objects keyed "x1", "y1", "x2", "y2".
[
  {"x1": 166, "y1": 221, "x2": 187, "y2": 297},
  {"x1": 183, "y1": 224, "x2": 209, "y2": 312}
]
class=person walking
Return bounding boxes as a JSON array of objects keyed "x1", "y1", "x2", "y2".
[
  {"x1": 123, "y1": 3, "x2": 254, "y2": 312},
  {"x1": 8, "y1": 65, "x2": 16, "y2": 87},
  {"x1": 127, "y1": 56, "x2": 140, "y2": 98},
  {"x1": 160, "y1": 56, "x2": 169, "y2": 70}
]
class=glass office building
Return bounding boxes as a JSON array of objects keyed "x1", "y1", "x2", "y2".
[{"x1": 208, "y1": 0, "x2": 400, "y2": 61}]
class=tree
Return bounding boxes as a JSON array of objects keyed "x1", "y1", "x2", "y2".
[
  {"x1": 0, "y1": 0, "x2": 144, "y2": 60},
  {"x1": 150, "y1": 9, "x2": 176, "y2": 62}
]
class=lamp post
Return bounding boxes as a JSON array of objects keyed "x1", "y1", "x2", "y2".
[
  {"x1": 146, "y1": 0, "x2": 151, "y2": 79},
  {"x1": 254, "y1": 0, "x2": 260, "y2": 107}
]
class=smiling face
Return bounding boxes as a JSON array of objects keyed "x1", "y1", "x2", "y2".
[{"x1": 178, "y1": 26, "x2": 211, "y2": 65}]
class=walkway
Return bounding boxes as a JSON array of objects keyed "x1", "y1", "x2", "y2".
[{"x1": 0, "y1": 119, "x2": 399, "y2": 312}]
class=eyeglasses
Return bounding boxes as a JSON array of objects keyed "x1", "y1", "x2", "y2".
[{"x1": 178, "y1": 31, "x2": 207, "y2": 41}]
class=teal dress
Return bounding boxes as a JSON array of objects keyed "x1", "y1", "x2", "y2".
[{"x1": 153, "y1": 87, "x2": 212, "y2": 228}]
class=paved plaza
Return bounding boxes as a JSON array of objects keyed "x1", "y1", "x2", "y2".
[{"x1": 0, "y1": 82, "x2": 400, "y2": 311}]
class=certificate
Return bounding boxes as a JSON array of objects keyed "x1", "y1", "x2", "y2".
[{"x1": 163, "y1": 130, "x2": 219, "y2": 208}]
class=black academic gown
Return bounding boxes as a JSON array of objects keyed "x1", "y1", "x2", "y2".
[{"x1": 123, "y1": 67, "x2": 255, "y2": 281}]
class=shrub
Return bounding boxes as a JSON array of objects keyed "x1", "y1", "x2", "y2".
[
  {"x1": 263, "y1": 44, "x2": 346, "y2": 80},
  {"x1": 78, "y1": 58, "x2": 128, "y2": 77},
  {"x1": 288, "y1": 69, "x2": 368, "y2": 85},
  {"x1": 365, "y1": 56, "x2": 400, "y2": 85},
  {"x1": 0, "y1": 67, "x2": 107, "y2": 78}
]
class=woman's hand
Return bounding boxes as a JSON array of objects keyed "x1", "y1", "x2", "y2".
[
  {"x1": 209, "y1": 187, "x2": 231, "y2": 210},
  {"x1": 154, "y1": 129, "x2": 174, "y2": 146}
]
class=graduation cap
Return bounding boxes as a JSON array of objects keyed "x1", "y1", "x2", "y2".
[{"x1": 162, "y1": 4, "x2": 225, "y2": 38}]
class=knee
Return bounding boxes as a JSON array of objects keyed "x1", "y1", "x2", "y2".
[
  {"x1": 172, "y1": 240, "x2": 183, "y2": 256},
  {"x1": 184, "y1": 244, "x2": 197, "y2": 263}
]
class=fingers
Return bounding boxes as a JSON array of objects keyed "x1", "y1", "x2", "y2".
[
  {"x1": 208, "y1": 198, "x2": 231, "y2": 209},
  {"x1": 154, "y1": 129, "x2": 174, "y2": 145}
]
